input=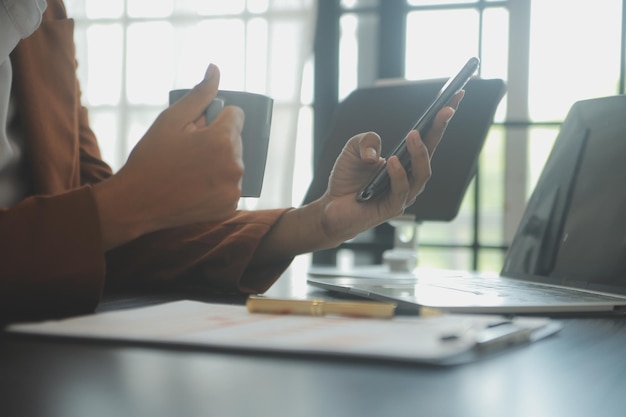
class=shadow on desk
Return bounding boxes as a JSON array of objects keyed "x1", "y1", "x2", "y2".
[{"x1": 2, "y1": 301, "x2": 626, "y2": 417}]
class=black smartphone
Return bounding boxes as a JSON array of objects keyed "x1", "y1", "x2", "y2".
[{"x1": 357, "y1": 56, "x2": 480, "y2": 202}]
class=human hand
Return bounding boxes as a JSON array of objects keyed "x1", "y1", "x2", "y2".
[
  {"x1": 94, "y1": 64, "x2": 245, "y2": 249},
  {"x1": 317, "y1": 91, "x2": 464, "y2": 244}
]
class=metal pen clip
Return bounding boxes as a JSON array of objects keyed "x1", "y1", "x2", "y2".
[{"x1": 473, "y1": 323, "x2": 533, "y2": 351}]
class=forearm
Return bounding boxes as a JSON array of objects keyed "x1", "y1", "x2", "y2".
[
  {"x1": 92, "y1": 173, "x2": 164, "y2": 251},
  {"x1": 249, "y1": 199, "x2": 347, "y2": 266},
  {"x1": 106, "y1": 208, "x2": 294, "y2": 293},
  {"x1": 0, "y1": 187, "x2": 106, "y2": 320}
]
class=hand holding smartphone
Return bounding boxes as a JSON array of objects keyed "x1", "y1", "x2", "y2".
[{"x1": 357, "y1": 56, "x2": 480, "y2": 202}]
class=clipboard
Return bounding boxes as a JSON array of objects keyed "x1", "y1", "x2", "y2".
[{"x1": 6, "y1": 300, "x2": 561, "y2": 365}]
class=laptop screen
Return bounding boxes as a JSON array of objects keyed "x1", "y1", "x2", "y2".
[{"x1": 502, "y1": 95, "x2": 626, "y2": 295}]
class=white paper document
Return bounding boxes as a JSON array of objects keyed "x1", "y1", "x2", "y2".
[{"x1": 7, "y1": 300, "x2": 561, "y2": 365}]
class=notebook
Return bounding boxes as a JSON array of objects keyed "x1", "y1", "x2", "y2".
[{"x1": 308, "y1": 95, "x2": 626, "y2": 314}]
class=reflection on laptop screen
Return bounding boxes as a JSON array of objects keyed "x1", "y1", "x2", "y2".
[{"x1": 503, "y1": 95, "x2": 626, "y2": 295}]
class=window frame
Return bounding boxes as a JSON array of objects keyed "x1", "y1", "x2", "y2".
[{"x1": 312, "y1": 0, "x2": 626, "y2": 271}]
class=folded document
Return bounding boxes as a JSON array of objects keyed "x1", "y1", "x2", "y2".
[{"x1": 7, "y1": 300, "x2": 561, "y2": 365}]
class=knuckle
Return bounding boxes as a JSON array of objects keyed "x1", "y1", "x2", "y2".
[
  {"x1": 222, "y1": 106, "x2": 245, "y2": 128},
  {"x1": 152, "y1": 109, "x2": 172, "y2": 127},
  {"x1": 414, "y1": 141, "x2": 429, "y2": 156},
  {"x1": 222, "y1": 186, "x2": 242, "y2": 206},
  {"x1": 229, "y1": 161, "x2": 245, "y2": 182}
]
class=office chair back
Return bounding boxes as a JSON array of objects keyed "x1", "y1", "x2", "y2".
[
  {"x1": 304, "y1": 77, "x2": 507, "y2": 221},
  {"x1": 303, "y1": 77, "x2": 506, "y2": 265}
]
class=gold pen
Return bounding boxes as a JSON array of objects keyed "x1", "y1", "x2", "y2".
[{"x1": 246, "y1": 295, "x2": 396, "y2": 319}]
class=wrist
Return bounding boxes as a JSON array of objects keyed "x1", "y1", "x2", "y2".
[
  {"x1": 252, "y1": 199, "x2": 345, "y2": 265},
  {"x1": 92, "y1": 173, "x2": 157, "y2": 250},
  {"x1": 296, "y1": 196, "x2": 352, "y2": 252},
  {"x1": 317, "y1": 193, "x2": 372, "y2": 248}
]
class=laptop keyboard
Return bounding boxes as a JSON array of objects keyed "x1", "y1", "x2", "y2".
[
  {"x1": 308, "y1": 266, "x2": 626, "y2": 307},
  {"x1": 382, "y1": 274, "x2": 626, "y2": 304}
]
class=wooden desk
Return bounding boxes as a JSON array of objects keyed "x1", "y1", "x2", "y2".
[{"x1": 2, "y1": 262, "x2": 626, "y2": 417}]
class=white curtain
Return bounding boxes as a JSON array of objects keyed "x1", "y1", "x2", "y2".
[{"x1": 66, "y1": 0, "x2": 318, "y2": 209}]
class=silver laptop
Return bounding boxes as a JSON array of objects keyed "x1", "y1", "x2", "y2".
[{"x1": 308, "y1": 95, "x2": 626, "y2": 314}]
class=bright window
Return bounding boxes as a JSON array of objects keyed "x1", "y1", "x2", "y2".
[
  {"x1": 327, "y1": 0, "x2": 624, "y2": 272},
  {"x1": 64, "y1": 0, "x2": 316, "y2": 209}
]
